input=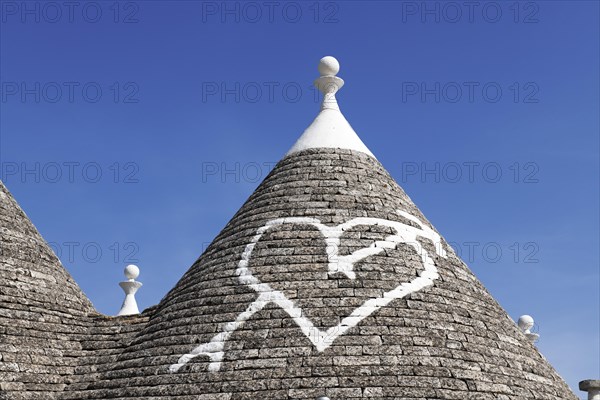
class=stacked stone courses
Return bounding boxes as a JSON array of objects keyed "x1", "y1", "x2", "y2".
[
  {"x1": 0, "y1": 148, "x2": 578, "y2": 399},
  {"x1": 0, "y1": 180, "x2": 93, "y2": 399}
]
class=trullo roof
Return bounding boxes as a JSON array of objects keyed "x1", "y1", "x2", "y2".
[{"x1": 0, "y1": 56, "x2": 578, "y2": 400}]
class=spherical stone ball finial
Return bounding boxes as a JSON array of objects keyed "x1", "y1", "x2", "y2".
[
  {"x1": 124, "y1": 264, "x2": 140, "y2": 280},
  {"x1": 318, "y1": 56, "x2": 340, "y2": 76},
  {"x1": 518, "y1": 315, "x2": 534, "y2": 331}
]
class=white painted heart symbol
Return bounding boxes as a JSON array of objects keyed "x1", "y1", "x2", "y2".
[{"x1": 169, "y1": 210, "x2": 447, "y2": 373}]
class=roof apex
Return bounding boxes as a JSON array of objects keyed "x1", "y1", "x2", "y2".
[
  {"x1": 0, "y1": 180, "x2": 94, "y2": 314},
  {"x1": 285, "y1": 56, "x2": 375, "y2": 158}
]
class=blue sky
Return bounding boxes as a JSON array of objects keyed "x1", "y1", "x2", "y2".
[{"x1": 1, "y1": 0, "x2": 598, "y2": 393}]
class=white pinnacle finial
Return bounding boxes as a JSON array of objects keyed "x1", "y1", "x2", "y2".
[
  {"x1": 318, "y1": 56, "x2": 340, "y2": 76},
  {"x1": 285, "y1": 56, "x2": 375, "y2": 158},
  {"x1": 315, "y1": 56, "x2": 344, "y2": 111},
  {"x1": 579, "y1": 380, "x2": 600, "y2": 400},
  {"x1": 124, "y1": 264, "x2": 140, "y2": 280},
  {"x1": 518, "y1": 315, "x2": 540, "y2": 343},
  {"x1": 117, "y1": 264, "x2": 142, "y2": 316}
]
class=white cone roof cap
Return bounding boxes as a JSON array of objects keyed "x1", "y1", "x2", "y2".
[{"x1": 286, "y1": 56, "x2": 375, "y2": 159}]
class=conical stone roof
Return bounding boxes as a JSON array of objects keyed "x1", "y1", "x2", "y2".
[
  {"x1": 70, "y1": 57, "x2": 578, "y2": 399},
  {"x1": 0, "y1": 181, "x2": 94, "y2": 314},
  {"x1": 0, "y1": 180, "x2": 95, "y2": 397}
]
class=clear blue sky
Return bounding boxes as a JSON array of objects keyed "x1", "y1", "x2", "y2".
[{"x1": 1, "y1": 0, "x2": 598, "y2": 394}]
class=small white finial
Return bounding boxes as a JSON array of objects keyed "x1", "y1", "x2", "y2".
[
  {"x1": 518, "y1": 315, "x2": 540, "y2": 343},
  {"x1": 314, "y1": 56, "x2": 344, "y2": 111},
  {"x1": 517, "y1": 315, "x2": 534, "y2": 332},
  {"x1": 117, "y1": 264, "x2": 142, "y2": 316},
  {"x1": 318, "y1": 56, "x2": 340, "y2": 76},
  {"x1": 579, "y1": 380, "x2": 600, "y2": 400},
  {"x1": 285, "y1": 56, "x2": 375, "y2": 158},
  {"x1": 124, "y1": 264, "x2": 140, "y2": 280}
]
